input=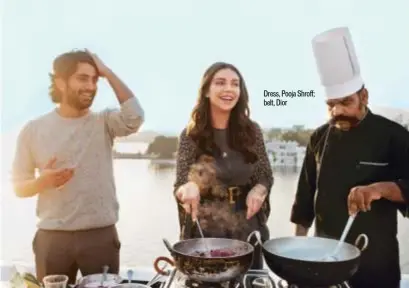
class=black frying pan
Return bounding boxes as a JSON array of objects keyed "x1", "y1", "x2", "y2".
[{"x1": 262, "y1": 233, "x2": 368, "y2": 287}]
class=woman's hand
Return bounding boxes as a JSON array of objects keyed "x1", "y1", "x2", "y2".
[
  {"x1": 176, "y1": 182, "x2": 201, "y2": 221},
  {"x1": 246, "y1": 184, "x2": 268, "y2": 219}
]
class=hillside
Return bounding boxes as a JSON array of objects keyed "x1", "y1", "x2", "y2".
[{"x1": 116, "y1": 130, "x2": 161, "y2": 143}]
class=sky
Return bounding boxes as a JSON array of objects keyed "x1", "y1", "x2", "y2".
[{"x1": 1, "y1": 0, "x2": 409, "y2": 134}]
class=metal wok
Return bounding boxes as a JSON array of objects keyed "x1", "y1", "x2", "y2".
[
  {"x1": 262, "y1": 233, "x2": 368, "y2": 287},
  {"x1": 155, "y1": 232, "x2": 260, "y2": 283}
]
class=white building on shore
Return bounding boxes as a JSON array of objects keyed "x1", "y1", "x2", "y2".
[{"x1": 265, "y1": 139, "x2": 306, "y2": 167}]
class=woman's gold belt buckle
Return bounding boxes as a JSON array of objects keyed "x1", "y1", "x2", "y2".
[{"x1": 228, "y1": 186, "x2": 241, "y2": 204}]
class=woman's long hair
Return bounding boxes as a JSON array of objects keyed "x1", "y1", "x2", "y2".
[{"x1": 187, "y1": 62, "x2": 258, "y2": 163}]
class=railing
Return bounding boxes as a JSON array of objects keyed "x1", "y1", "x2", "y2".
[{"x1": 0, "y1": 262, "x2": 160, "y2": 283}]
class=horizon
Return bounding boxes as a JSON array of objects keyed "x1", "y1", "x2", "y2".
[
  {"x1": 2, "y1": 103, "x2": 408, "y2": 140},
  {"x1": 116, "y1": 104, "x2": 409, "y2": 144}
]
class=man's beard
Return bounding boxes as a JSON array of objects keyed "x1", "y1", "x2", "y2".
[
  {"x1": 329, "y1": 103, "x2": 366, "y2": 130},
  {"x1": 66, "y1": 88, "x2": 96, "y2": 110}
]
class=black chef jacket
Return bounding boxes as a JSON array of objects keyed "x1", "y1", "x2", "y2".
[{"x1": 291, "y1": 110, "x2": 409, "y2": 288}]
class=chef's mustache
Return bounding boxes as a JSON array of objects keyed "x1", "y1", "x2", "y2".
[{"x1": 329, "y1": 115, "x2": 360, "y2": 126}]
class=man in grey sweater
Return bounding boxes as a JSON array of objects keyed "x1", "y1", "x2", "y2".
[{"x1": 11, "y1": 50, "x2": 145, "y2": 283}]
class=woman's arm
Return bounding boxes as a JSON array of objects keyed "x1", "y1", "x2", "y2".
[
  {"x1": 246, "y1": 123, "x2": 274, "y2": 220},
  {"x1": 250, "y1": 123, "x2": 274, "y2": 193},
  {"x1": 174, "y1": 128, "x2": 198, "y2": 238},
  {"x1": 174, "y1": 128, "x2": 198, "y2": 196}
]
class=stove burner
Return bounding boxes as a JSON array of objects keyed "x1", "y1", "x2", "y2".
[
  {"x1": 242, "y1": 270, "x2": 276, "y2": 288},
  {"x1": 164, "y1": 269, "x2": 275, "y2": 288},
  {"x1": 185, "y1": 278, "x2": 237, "y2": 288},
  {"x1": 162, "y1": 268, "x2": 349, "y2": 288},
  {"x1": 277, "y1": 279, "x2": 351, "y2": 288},
  {"x1": 165, "y1": 269, "x2": 238, "y2": 288}
]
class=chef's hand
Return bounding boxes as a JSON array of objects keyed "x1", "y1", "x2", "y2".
[
  {"x1": 246, "y1": 184, "x2": 268, "y2": 220},
  {"x1": 176, "y1": 182, "x2": 200, "y2": 221},
  {"x1": 348, "y1": 185, "x2": 382, "y2": 215},
  {"x1": 38, "y1": 157, "x2": 75, "y2": 190}
]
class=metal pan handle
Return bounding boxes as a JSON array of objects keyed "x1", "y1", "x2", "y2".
[
  {"x1": 354, "y1": 233, "x2": 369, "y2": 252},
  {"x1": 153, "y1": 256, "x2": 174, "y2": 276},
  {"x1": 247, "y1": 230, "x2": 262, "y2": 246},
  {"x1": 162, "y1": 238, "x2": 177, "y2": 255}
]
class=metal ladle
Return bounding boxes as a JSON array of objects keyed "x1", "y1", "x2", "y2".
[{"x1": 322, "y1": 214, "x2": 357, "y2": 261}]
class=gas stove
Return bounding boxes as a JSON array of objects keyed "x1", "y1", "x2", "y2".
[
  {"x1": 161, "y1": 269, "x2": 275, "y2": 288},
  {"x1": 160, "y1": 268, "x2": 351, "y2": 288},
  {"x1": 275, "y1": 281, "x2": 351, "y2": 288}
]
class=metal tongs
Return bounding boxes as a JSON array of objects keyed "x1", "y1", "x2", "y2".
[
  {"x1": 178, "y1": 202, "x2": 211, "y2": 256},
  {"x1": 195, "y1": 219, "x2": 211, "y2": 257},
  {"x1": 146, "y1": 262, "x2": 170, "y2": 287}
]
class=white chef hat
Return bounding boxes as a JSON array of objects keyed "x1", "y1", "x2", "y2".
[{"x1": 312, "y1": 27, "x2": 364, "y2": 100}]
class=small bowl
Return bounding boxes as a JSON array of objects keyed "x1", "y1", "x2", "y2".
[
  {"x1": 43, "y1": 275, "x2": 69, "y2": 288},
  {"x1": 78, "y1": 274, "x2": 122, "y2": 288}
]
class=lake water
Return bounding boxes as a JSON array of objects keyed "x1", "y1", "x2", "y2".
[{"x1": 1, "y1": 141, "x2": 408, "y2": 273}]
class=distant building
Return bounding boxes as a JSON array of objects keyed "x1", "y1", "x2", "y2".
[
  {"x1": 265, "y1": 140, "x2": 306, "y2": 167},
  {"x1": 371, "y1": 106, "x2": 409, "y2": 129}
]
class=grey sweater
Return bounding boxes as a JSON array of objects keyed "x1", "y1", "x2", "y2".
[{"x1": 12, "y1": 97, "x2": 144, "y2": 231}]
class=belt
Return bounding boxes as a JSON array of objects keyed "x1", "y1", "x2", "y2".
[
  {"x1": 184, "y1": 184, "x2": 251, "y2": 239},
  {"x1": 227, "y1": 186, "x2": 243, "y2": 204},
  {"x1": 203, "y1": 184, "x2": 251, "y2": 212}
]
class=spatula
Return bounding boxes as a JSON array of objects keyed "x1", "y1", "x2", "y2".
[{"x1": 322, "y1": 214, "x2": 357, "y2": 261}]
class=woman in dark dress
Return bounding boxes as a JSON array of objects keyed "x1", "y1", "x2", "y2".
[{"x1": 173, "y1": 62, "x2": 273, "y2": 269}]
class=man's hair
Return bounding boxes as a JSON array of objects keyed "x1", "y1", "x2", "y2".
[{"x1": 48, "y1": 50, "x2": 97, "y2": 103}]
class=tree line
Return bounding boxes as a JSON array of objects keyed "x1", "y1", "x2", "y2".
[
  {"x1": 146, "y1": 125, "x2": 315, "y2": 158},
  {"x1": 265, "y1": 125, "x2": 314, "y2": 147}
]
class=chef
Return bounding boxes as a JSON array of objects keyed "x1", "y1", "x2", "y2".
[{"x1": 290, "y1": 26, "x2": 409, "y2": 288}]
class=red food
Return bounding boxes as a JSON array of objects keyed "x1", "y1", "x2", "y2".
[
  {"x1": 210, "y1": 249, "x2": 235, "y2": 257},
  {"x1": 191, "y1": 248, "x2": 237, "y2": 257}
]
